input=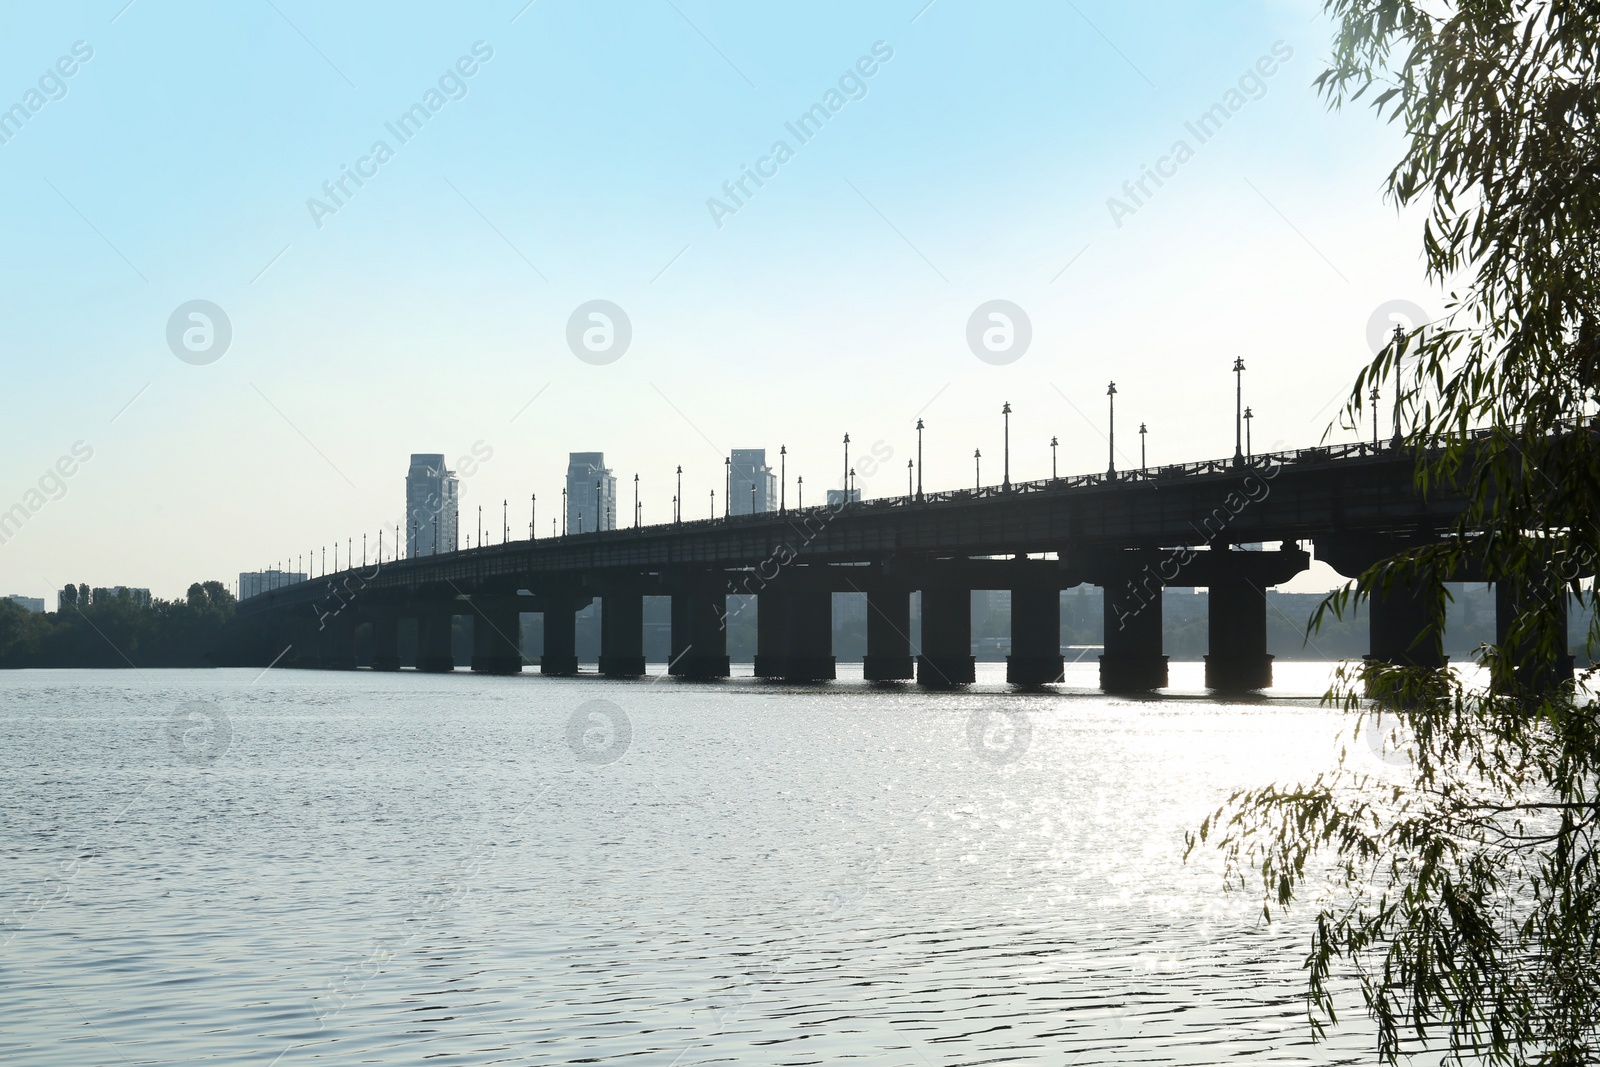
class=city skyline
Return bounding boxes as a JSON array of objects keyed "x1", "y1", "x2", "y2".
[{"x1": 0, "y1": 0, "x2": 1431, "y2": 601}]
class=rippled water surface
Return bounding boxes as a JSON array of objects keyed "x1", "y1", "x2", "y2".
[{"x1": 3, "y1": 663, "x2": 1400, "y2": 1065}]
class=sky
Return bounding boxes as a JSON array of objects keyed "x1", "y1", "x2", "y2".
[{"x1": 0, "y1": 0, "x2": 1442, "y2": 603}]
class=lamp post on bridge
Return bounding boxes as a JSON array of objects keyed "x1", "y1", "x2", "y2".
[
  {"x1": 1243, "y1": 407, "x2": 1253, "y2": 462},
  {"x1": 724, "y1": 457, "x2": 730, "y2": 518},
  {"x1": 1002, "y1": 401, "x2": 1012, "y2": 490},
  {"x1": 1139, "y1": 422, "x2": 1148, "y2": 473},
  {"x1": 530, "y1": 494, "x2": 536, "y2": 540},
  {"x1": 779, "y1": 445, "x2": 786, "y2": 513},
  {"x1": 433, "y1": 515, "x2": 439, "y2": 555},
  {"x1": 842, "y1": 433, "x2": 850, "y2": 501},
  {"x1": 676, "y1": 466, "x2": 683, "y2": 524},
  {"x1": 974, "y1": 448, "x2": 981, "y2": 491},
  {"x1": 1391, "y1": 323, "x2": 1405, "y2": 449},
  {"x1": 635, "y1": 473, "x2": 640, "y2": 528},
  {"x1": 595, "y1": 480, "x2": 602, "y2": 532},
  {"x1": 1050, "y1": 435, "x2": 1058, "y2": 480},
  {"x1": 477, "y1": 505, "x2": 482, "y2": 548},
  {"x1": 915, "y1": 418, "x2": 924, "y2": 501},
  {"x1": 562, "y1": 488, "x2": 567, "y2": 535},
  {"x1": 1106, "y1": 381, "x2": 1117, "y2": 480},
  {"x1": 907, "y1": 459, "x2": 913, "y2": 498},
  {"x1": 797, "y1": 475, "x2": 803, "y2": 510},
  {"x1": 1232, "y1": 356, "x2": 1246, "y2": 468},
  {"x1": 710, "y1": 488, "x2": 715, "y2": 519},
  {"x1": 1370, "y1": 385, "x2": 1381, "y2": 449},
  {"x1": 502, "y1": 499, "x2": 508, "y2": 543}
]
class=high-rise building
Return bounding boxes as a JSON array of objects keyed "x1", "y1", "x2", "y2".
[
  {"x1": 729, "y1": 448, "x2": 776, "y2": 515},
  {"x1": 566, "y1": 453, "x2": 617, "y2": 533},
  {"x1": 406, "y1": 454, "x2": 459, "y2": 556},
  {"x1": 5, "y1": 594, "x2": 44, "y2": 613},
  {"x1": 239, "y1": 571, "x2": 307, "y2": 600}
]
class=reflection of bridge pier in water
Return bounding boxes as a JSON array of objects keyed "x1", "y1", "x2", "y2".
[{"x1": 228, "y1": 442, "x2": 1581, "y2": 694}]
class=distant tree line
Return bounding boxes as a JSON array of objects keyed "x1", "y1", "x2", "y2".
[{"x1": 0, "y1": 582, "x2": 236, "y2": 667}]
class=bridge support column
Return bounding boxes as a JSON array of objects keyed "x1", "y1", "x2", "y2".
[
  {"x1": 754, "y1": 590, "x2": 791, "y2": 679},
  {"x1": 541, "y1": 596, "x2": 579, "y2": 676},
  {"x1": 370, "y1": 612, "x2": 400, "y2": 671},
  {"x1": 417, "y1": 608, "x2": 455, "y2": 673},
  {"x1": 1368, "y1": 576, "x2": 1446, "y2": 668},
  {"x1": 1100, "y1": 570, "x2": 1167, "y2": 691},
  {"x1": 599, "y1": 594, "x2": 646, "y2": 678},
  {"x1": 863, "y1": 588, "x2": 914, "y2": 681},
  {"x1": 918, "y1": 585, "x2": 975, "y2": 687},
  {"x1": 1008, "y1": 583, "x2": 1063, "y2": 685},
  {"x1": 670, "y1": 590, "x2": 731, "y2": 679},
  {"x1": 470, "y1": 600, "x2": 523, "y2": 674},
  {"x1": 321, "y1": 613, "x2": 358, "y2": 670},
  {"x1": 784, "y1": 589, "x2": 835, "y2": 682},
  {"x1": 1205, "y1": 564, "x2": 1272, "y2": 691},
  {"x1": 1494, "y1": 577, "x2": 1575, "y2": 694}
]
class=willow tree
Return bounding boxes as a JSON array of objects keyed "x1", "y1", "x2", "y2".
[{"x1": 1189, "y1": 3, "x2": 1600, "y2": 1064}]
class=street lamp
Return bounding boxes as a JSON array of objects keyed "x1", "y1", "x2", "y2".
[
  {"x1": 1391, "y1": 323, "x2": 1405, "y2": 448},
  {"x1": 433, "y1": 515, "x2": 439, "y2": 555},
  {"x1": 710, "y1": 488, "x2": 715, "y2": 519},
  {"x1": 562, "y1": 487, "x2": 567, "y2": 535},
  {"x1": 907, "y1": 458, "x2": 913, "y2": 499},
  {"x1": 1232, "y1": 356, "x2": 1246, "y2": 467},
  {"x1": 477, "y1": 505, "x2": 482, "y2": 547},
  {"x1": 849, "y1": 467, "x2": 856, "y2": 498},
  {"x1": 1139, "y1": 422, "x2": 1148, "y2": 472},
  {"x1": 750, "y1": 482, "x2": 756, "y2": 514},
  {"x1": 502, "y1": 499, "x2": 508, "y2": 543},
  {"x1": 530, "y1": 493, "x2": 536, "y2": 539},
  {"x1": 797, "y1": 475, "x2": 804, "y2": 510},
  {"x1": 1370, "y1": 385, "x2": 1380, "y2": 448},
  {"x1": 634, "y1": 473, "x2": 640, "y2": 527},
  {"x1": 724, "y1": 457, "x2": 731, "y2": 518},
  {"x1": 1106, "y1": 381, "x2": 1118, "y2": 479},
  {"x1": 595, "y1": 480, "x2": 602, "y2": 532},
  {"x1": 974, "y1": 448, "x2": 981, "y2": 491},
  {"x1": 1002, "y1": 401, "x2": 1012, "y2": 490},
  {"x1": 842, "y1": 433, "x2": 850, "y2": 499},
  {"x1": 1243, "y1": 406, "x2": 1253, "y2": 461},
  {"x1": 676, "y1": 466, "x2": 683, "y2": 523},
  {"x1": 779, "y1": 445, "x2": 787, "y2": 513},
  {"x1": 915, "y1": 418, "x2": 924, "y2": 501}
]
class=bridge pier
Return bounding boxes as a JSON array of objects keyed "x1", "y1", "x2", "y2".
[
  {"x1": 754, "y1": 590, "x2": 791, "y2": 679},
  {"x1": 599, "y1": 593, "x2": 646, "y2": 678},
  {"x1": 1205, "y1": 557, "x2": 1272, "y2": 691},
  {"x1": 784, "y1": 588, "x2": 835, "y2": 682},
  {"x1": 321, "y1": 613, "x2": 358, "y2": 670},
  {"x1": 1008, "y1": 583, "x2": 1064, "y2": 685},
  {"x1": 1100, "y1": 563, "x2": 1167, "y2": 692},
  {"x1": 918, "y1": 585, "x2": 975, "y2": 687},
  {"x1": 670, "y1": 589, "x2": 731, "y2": 679},
  {"x1": 863, "y1": 588, "x2": 914, "y2": 681},
  {"x1": 417, "y1": 608, "x2": 455, "y2": 673},
  {"x1": 470, "y1": 599, "x2": 523, "y2": 674},
  {"x1": 370, "y1": 612, "x2": 400, "y2": 671},
  {"x1": 541, "y1": 596, "x2": 580, "y2": 676},
  {"x1": 1368, "y1": 575, "x2": 1446, "y2": 669},
  {"x1": 1495, "y1": 576, "x2": 1575, "y2": 694}
]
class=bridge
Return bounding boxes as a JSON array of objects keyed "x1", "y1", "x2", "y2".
[{"x1": 223, "y1": 436, "x2": 1571, "y2": 691}]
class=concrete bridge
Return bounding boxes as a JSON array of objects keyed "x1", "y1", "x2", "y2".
[{"x1": 224, "y1": 438, "x2": 1573, "y2": 691}]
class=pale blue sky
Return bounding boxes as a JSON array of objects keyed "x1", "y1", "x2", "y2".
[{"x1": 0, "y1": 0, "x2": 1436, "y2": 599}]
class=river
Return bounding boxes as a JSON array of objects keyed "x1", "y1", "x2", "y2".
[{"x1": 2, "y1": 662, "x2": 1403, "y2": 1065}]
